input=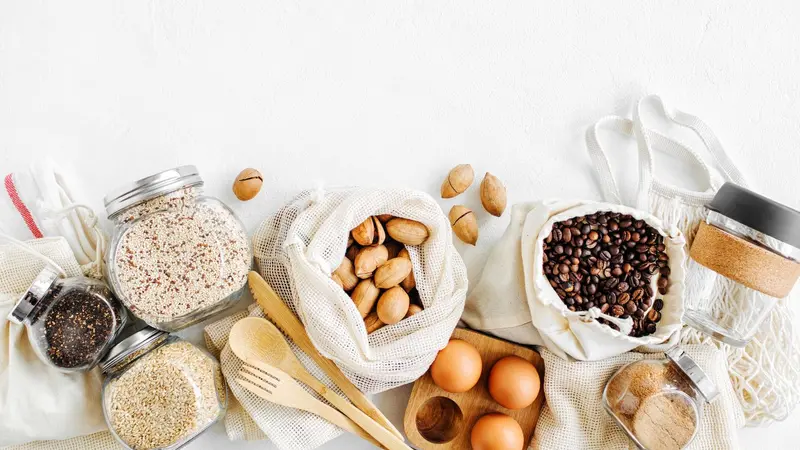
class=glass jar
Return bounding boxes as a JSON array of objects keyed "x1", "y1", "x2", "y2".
[
  {"x1": 685, "y1": 183, "x2": 800, "y2": 347},
  {"x1": 7, "y1": 266, "x2": 127, "y2": 372},
  {"x1": 100, "y1": 328, "x2": 227, "y2": 450},
  {"x1": 603, "y1": 348, "x2": 718, "y2": 450},
  {"x1": 104, "y1": 166, "x2": 252, "y2": 331}
]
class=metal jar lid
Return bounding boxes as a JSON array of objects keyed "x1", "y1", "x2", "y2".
[
  {"x1": 666, "y1": 347, "x2": 719, "y2": 403},
  {"x1": 708, "y1": 182, "x2": 800, "y2": 250},
  {"x1": 7, "y1": 266, "x2": 60, "y2": 324},
  {"x1": 104, "y1": 165, "x2": 204, "y2": 217},
  {"x1": 99, "y1": 326, "x2": 168, "y2": 372}
]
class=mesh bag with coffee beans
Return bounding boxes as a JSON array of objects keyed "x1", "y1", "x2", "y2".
[{"x1": 465, "y1": 199, "x2": 685, "y2": 361}]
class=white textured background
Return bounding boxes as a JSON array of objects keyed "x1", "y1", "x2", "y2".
[{"x1": 2, "y1": 1, "x2": 799, "y2": 449}]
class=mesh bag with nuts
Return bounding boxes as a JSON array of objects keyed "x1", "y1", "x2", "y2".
[
  {"x1": 465, "y1": 199, "x2": 686, "y2": 361},
  {"x1": 252, "y1": 187, "x2": 468, "y2": 392}
]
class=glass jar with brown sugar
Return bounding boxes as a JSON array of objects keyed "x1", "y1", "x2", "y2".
[{"x1": 602, "y1": 348, "x2": 719, "y2": 450}]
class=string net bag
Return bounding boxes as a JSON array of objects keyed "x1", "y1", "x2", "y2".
[
  {"x1": 204, "y1": 187, "x2": 467, "y2": 449},
  {"x1": 588, "y1": 94, "x2": 800, "y2": 426}
]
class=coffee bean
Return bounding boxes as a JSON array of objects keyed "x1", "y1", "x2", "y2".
[
  {"x1": 543, "y1": 211, "x2": 669, "y2": 337},
  {"x1": 647, "y1": 309, "x2": 661, "y2": 322},
  {"x1": 657, "y1": 277, "x2": 669, "y2": 289},
  {"x1": 645, "y1": 322, "x2": 657, "y2": 334},
  {"x1": 653, "y1": 299, "x2": 664, "y2": 311}
]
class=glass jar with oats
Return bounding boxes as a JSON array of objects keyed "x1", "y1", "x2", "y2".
[
  {"x1": 100, "y1": 328, "x2": 227, "y2": 450},
  {"x1": 104, "y1": 166, "x2": 252, "y2": 331}
]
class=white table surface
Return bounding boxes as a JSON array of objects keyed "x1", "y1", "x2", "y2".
[{"x1": 2, "y1": 1, "x2": 800, "y2": 449}]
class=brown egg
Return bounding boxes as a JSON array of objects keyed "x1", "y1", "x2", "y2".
[
  {"x1": 470, "y1": 413, "x2": 524, "y2": 450},
  {"x1": 430, "y1": 339, "x2": 482, "y2": 393},
  {"x1": 488, "y1": 355, "x2": 541, "y2": 410}
]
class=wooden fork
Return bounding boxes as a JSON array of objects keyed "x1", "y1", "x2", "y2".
[{"x1": 237, "y1": 359, "x2": 411, "y2": 450}]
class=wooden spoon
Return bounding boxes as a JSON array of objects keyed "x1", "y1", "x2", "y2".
[{"x1": 229, "y1": 317, "x2": 411, "y2": 450}]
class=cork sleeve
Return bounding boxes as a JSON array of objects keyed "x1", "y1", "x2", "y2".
[{"x1": 690, "y1": 222, "x2": 800, "y2": 298}]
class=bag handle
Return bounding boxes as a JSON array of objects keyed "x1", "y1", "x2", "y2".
[
  {"x1": 0, "y1": 231, "x2": 67, "y2": 277},
  {"x1": 586, "y1": 95, "x2": 747, "y2": 209}
]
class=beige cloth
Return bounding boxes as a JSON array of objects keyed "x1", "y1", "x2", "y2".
[
  {"x1": 531, "y1": 344, "x2": 744, "y2": 450},
  {"x1": 204, "y1": 304, "x2": 349, "y2": 449},
  {"x1": 0, "y1": 237, "x2": 119, "y2": 449},
  {"x1": 465, "y1": 200, "x2": 685, "y2": 361}
]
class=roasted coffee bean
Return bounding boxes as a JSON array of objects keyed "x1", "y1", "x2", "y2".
[
  {"x1": 645, "y1": 322, "x2": 657, "y2": 334},
  {"x1": 653, "y1": 299, "x2": 664, "y2": 311},
  {"x1": 543, "y1": 211, "x2": 669, "y2": 337},
  {"x1": 647, "y1": 309, "x2": 661, "y2": 322}
]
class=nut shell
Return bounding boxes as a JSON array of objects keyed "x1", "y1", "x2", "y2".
[
  {"x1": 385, "y1": 218, "x2": 430, "y2": 246},
  {"x1": 331, "y1": 273, "x2": 344, "y2": 289},
  {"x1": 374, "y1": 257, "x2": 413, "y2": 289},
  {"x1": 351, "y1": 216, "x2": 385, "y2": 246},
  {"x1": 400, "y1": 267, "x2": 416, "y2": 292},
  {"x1": 354, "y1": 245, "x2": 389, "y2": 278},
  {"x1": 406, "y1": 304, "x2": 423, "y2": 318},
  {"x1": 351, "y1": 279, "x2": 380, "y2": 318},
  {"x1": 376, "y1": 214, "x2": 394, "y2": 223},
  {"x1": 377, "y1": 286, "x2": 410, "y2": 325},
  {"x1": 384, "y1": 240, "x2": 403, "y2": 260},
  {"x1": 449, "y1": 205, "x2": 478, "y2": 245},
  {"x1": 441, "y1": 164, "x2": 474, "y2": 198},
  {"x1": 480, "y1": 172, "x2": 507, "y2": 217},
  {"x1": 333, "y1": 257, "x2": 359, "y2": 291},
  {"x1": 232, "y1": 168, "x2": 263, "y2": 201},
  {"x1": 364, "y1": 312, "x2": 385, "y2": 334}
]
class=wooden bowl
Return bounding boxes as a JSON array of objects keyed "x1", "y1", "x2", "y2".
[{"x1": 403, "y1": 328, "x2": 545, "y2": 449}]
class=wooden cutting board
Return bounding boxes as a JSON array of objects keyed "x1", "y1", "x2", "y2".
[{"x1": 403, "y1": 328, "x2": 545, "y2": 449}]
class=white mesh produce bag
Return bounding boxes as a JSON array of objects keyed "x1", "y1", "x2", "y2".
[{"x1": 254, "y1": 187, "x2": 468, "y2": 391}]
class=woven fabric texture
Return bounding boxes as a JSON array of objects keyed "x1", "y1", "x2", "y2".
[
  {"x1": 531, "y1": 344, "x2": 744, "y2": 450},
  {"x1": 0, "y1": 237, "x2": 116, "y2": 449}
]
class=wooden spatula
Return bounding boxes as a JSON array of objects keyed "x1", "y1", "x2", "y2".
[{"x1": 247, "y1": 271, "x2": 404, "y2": 440}]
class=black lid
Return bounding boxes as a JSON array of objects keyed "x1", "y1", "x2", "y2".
[{"x1": 707, "y1": 182, "x2": 800, "y2": 249}]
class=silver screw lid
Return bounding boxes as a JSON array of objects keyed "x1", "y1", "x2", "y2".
[
  {"x1": 104, "y1": 165, "x2": 203, "y2": 217},
  {"x1": 7, "y1": 266, "x2": 60, "y2": 324},
  {"x1": 666, "y1": 347, "x2": 719, "y2": 403},
  {"x1": 99, "y1": 326, "x2": 168, "y2": 372}
]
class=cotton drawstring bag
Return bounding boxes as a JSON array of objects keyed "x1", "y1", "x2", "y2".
[
  {"x1": 587, "y1": 94, "x2": 800, "y2": 425},
  {"x1": 0, "y1": 235, "x2": 115, "y2": 449},
  {"x1": 531, "y1": 344, "x2": 744, "y2": 450},
  {"x1": 1, "y1": 160, "x2": 107, "y2": 278},
  {"x1": 464, "y1": 199, "x2": 686, "y2": 361}
]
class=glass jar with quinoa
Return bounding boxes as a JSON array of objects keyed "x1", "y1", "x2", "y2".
[
  {"x1": 104, "y1": 166, "x2": 252, "y2": 331},
  {"x1": 100, "y1": 328, "x2": 227, "y2": 450},
  {"x1": 7, "y1": 266, "x2": 127, "y2": 372}
]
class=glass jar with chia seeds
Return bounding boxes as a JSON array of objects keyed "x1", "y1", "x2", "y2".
[
  {"x1": 100, "y1": 327, "x2": 227, "y2": 450},
  {"x1": 685, "y1": 183, "x2": 800, "y2": 347},
  {"x1": 104, "y1": 165, "x2": 252, "y2": 331},
  {"x1": 603, "y1": 348, "x2": 719, "y2": 450},
  {"x1": 7, "y1": 266, "x2": 127, "y2": 372}
]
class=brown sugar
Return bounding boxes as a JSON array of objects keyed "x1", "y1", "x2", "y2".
[{"x1": 633, "y1": 393, "x2": 697, "y2": 450}]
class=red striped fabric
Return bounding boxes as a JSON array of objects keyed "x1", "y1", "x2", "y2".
[{"x1": 4, "y1": 173, "x2": 44, "y2": 238}]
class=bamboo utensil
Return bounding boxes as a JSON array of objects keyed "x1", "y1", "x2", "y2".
[
  {"x1": 228, "y1": 318, "x2": 411, "y2": 449},
  {"x1": 247, "y1": 271, "x2": 404, "y2": 440},
  {"x1": 235, "y1": 362, "x2": 383, "y2": 448}
]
